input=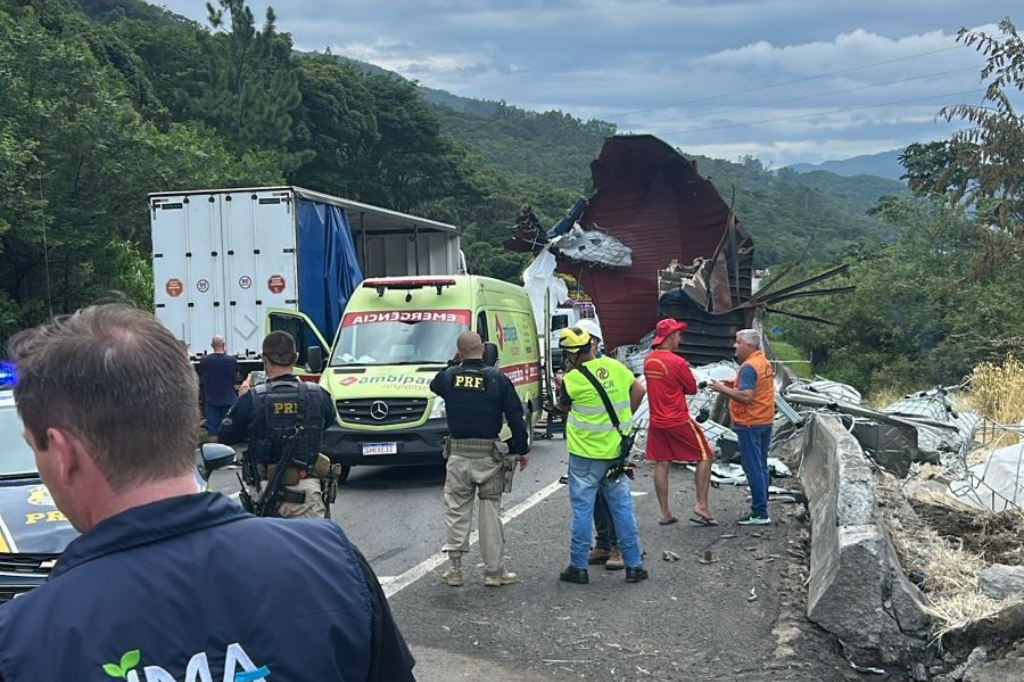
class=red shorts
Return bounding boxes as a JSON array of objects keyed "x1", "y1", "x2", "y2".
[{"x1": 645, "y1": 421, "x2": 713, "y2": 462}]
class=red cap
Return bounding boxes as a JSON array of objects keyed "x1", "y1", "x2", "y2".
[{"x1": 652, "y1": 319, "x2": 688, "y2": 346}]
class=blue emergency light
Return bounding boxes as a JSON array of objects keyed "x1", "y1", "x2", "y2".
[{"x1": 0, "y1": 361, "x2": 17, "y2": 387}]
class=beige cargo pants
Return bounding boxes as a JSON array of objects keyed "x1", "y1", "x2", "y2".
[{"x1": 442, "y1": 453, "x2": 506, "y2": 573}]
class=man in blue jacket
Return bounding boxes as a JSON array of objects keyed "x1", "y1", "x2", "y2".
[{"x1": 0, "y1": 303, "x2": 415, "y2": 682}]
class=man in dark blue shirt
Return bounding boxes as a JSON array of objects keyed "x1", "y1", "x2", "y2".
[
  {"x1": 198, "y1": 334, "x2": 238, "y2": 442},
  {"x1": 0, "y1": 304, "x2": 415, "y2": 681}
]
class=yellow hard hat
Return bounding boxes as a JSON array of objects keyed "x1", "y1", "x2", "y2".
[{"x1": 558, "y1": 326, "x2": 592, "y2": 352}]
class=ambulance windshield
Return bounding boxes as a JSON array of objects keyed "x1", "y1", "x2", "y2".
[{"x1": 329, "y1": 310, "x2": 471, "y2": 366}]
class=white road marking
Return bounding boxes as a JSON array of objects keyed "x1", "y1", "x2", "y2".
[{"x1": 382, "y1": 478, "x2": 566, "y2": 598}]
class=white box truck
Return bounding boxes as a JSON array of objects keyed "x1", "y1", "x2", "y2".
[{"x1": 150, "y1": 186, "x2": 463, "y2": 371}]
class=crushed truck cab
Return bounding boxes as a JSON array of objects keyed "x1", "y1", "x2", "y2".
[{"x1": 317, "y1": 275, "x2": 542, "y2": 476}]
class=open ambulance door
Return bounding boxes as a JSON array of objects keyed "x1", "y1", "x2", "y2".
[{"x1": 264, "y1": 309, "x2": 331, "y2": 380}]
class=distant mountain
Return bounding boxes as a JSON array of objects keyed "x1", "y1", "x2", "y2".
[{"x1": 788, "y1": 149, "x2": 905, "y2": 181}]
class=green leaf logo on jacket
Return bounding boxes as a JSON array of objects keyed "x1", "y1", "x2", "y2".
[
  {"x1": 100, "y1": 644, "x2": 271, "y2": 682},
  {"x1": 102, "y1": 649, "x2": 140, "y2": 678}
]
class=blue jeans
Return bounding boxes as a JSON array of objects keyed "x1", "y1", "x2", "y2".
[
  {"x1": 735, "y1": 425, "x2": 772, "y2": 518},
  {"x1": 568, "y1": 454, "x2": 641, "y2": 569},
  {"x1": 594, "y1": 490, "x2": 617, "y2": 551},
  {"x1": 205, "y1": 403, "x2": 232, "y2": 437}
]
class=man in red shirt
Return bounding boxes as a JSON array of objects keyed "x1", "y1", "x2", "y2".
[{"x1": 643, "y1": 319, "x2": 716, "y2": 526}]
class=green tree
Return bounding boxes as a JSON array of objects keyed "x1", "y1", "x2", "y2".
[
  {"x1": 783, "y1": 194, "x2": 1022, "y2": 393},
  {"x1": 195, "y1": 0, "x2": 303, "y2": 163},
  {"x1": 0, "y1": 4, "x2": 282, "y2": 340},
  {"x1": 289, "y1": 55, "x2": 378, "y2": 195},
  {"x1": 900, "y1": 18, "x2": 1024, "y2": 276}
]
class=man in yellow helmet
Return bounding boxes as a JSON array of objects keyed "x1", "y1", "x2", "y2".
[{"x1": 555, "y1": 326, "x2": 648, "y2": 584}]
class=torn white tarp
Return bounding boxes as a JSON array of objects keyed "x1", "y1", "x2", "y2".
[
  {"x1": 551, "y1": 223, "x2": 632, "y2": 267},
  {"x1": 951, "y1": 441, "x2": 1024, "y2": 512},
  {"x1": 521, "y1": 244, "x2": 569, "y2": 342}
]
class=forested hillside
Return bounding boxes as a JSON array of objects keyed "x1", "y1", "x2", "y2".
[
  {"x1": 776, "y1": 19, "x2": 1023, "y2": 393},
  {"x1": 788, "y1": 149, "x2": 904, "y2": 180},
  {"x1": 0, "y1": 0, "x2": 910, "y2": 347},
  {"x1": 687, "y1": 156, "x2": 905, "y2": 263}
]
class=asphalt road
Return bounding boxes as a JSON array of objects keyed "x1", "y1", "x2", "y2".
[
  {"x1": 209, "y1": 435, "x2": 896, "y2": 682},
  {"x1": 208, "y1": 435, "x2": 570, "y2": 581}
]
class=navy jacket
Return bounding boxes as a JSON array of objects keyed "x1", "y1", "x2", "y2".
[
  {"x1": 430, "y1": 359, "x2": 530, "y2": 455},
  {"x1": 0, "y1": 494, "x2": 415, "y2": 681}
]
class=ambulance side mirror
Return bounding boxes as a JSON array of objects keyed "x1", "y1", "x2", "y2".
[
  {"x1": 483, "y1": 342, "x2": 499, "y2": 367},
  {"x1": 306, "y1": 346, "x2": 324, "y2": 373}
]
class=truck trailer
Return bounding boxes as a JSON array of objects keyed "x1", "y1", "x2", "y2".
[{"x1": 150, "y1": 186, "x2": 463, "y2": 371}]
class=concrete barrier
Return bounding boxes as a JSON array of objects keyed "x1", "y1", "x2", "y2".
[{"x1": 799, "y1": 414, "x2": 931, "y2": 666}]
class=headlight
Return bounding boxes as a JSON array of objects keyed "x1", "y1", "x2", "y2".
[{"x1": 429, "y1": 396, "x2": 446, "y2": 419}]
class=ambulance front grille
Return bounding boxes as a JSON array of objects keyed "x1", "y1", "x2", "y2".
[{"x1": 336, "y1": 398, "x2": 427, "y2": 426}]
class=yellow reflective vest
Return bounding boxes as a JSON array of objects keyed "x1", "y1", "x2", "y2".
[{"x1": 562, "y1": 356, "x2": 635, "y2": 460}]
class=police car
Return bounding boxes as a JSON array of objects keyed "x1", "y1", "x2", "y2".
[
  {"x1": 0, "y1": 378, "x2": 78, "y2": 601},
  {"x1": 0, "y1": 369, "x2": 234, "y2": 602}
]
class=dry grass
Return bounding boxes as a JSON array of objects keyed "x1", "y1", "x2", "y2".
[
  {"x1": 884, "y1": 494, "x2": 1008, "y2": 638},
  {"x1": 875, "y1": 358, "x2": 1024, "y2": 636},
  {"x1": 963, "y1": 355, "x2": 1024, "y2": 439},
  {"x1": 865, "y1": 386, "x2": 906, "y2": 410},
  {"x1": 924, "y1": 593, "x2": 1012, "y2": 640}
]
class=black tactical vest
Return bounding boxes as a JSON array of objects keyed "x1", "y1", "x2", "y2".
[{"x1": 248, "y1": 378, "x2": 324, "y2": 466}]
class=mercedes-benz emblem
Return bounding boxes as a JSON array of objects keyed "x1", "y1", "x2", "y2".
[{"x1": 369, "y1": 400, "x2": 389, "y2": 420}]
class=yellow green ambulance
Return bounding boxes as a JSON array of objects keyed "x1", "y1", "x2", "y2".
[{"x1": 314, "y1": 275, "x2": 542, "y2": 481}]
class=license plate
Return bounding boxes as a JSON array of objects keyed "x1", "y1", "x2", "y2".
[{"x1": 362, "y1": 442, "x2": 397, "y2": 456}]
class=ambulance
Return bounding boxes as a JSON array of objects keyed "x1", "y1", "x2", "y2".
[{"x1": 311, "y1": 275, "x2": 542, "y2": 481}]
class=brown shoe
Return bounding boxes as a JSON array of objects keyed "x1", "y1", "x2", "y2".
[
  {"x1": 588, "y1": 547, "x2": 611, "y2": 565},
  {"x1": 441, "y1": 565, "x2": 463, "y2": 587},
  {"x1": 484, "y1": 569, "x2": 520, "y2": 587},
  {"x1": 605, "y1": 547, "x2": 625, "y2": 571}
]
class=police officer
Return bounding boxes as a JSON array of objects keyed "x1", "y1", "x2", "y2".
[
  {"x1": 430, "y1": 331, "x2": 530, "y2": 587},
  {"x1": 219, "y1": 331, "x2": 338, "y2": 519}
]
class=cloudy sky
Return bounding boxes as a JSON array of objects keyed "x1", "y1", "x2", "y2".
[{"x1": 157, "y1": 1, "x2": 1021, "y2": 166}]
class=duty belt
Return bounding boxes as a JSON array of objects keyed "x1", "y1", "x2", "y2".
[
  {"x1": 257, "y1": 464, "x2": 320, "y2": 483},
  {"x1": 447, "y1": 437, "x2": 498, "y2": 459}
]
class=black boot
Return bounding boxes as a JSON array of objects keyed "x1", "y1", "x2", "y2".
[
  {"x1": 559, "y1": 566, "x2": 589, "y2": 584},
  {"x1": 624, "y1": 566, "x2": 648, "y2": 583}
]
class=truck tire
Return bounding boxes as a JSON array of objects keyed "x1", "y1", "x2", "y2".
[{"x1": 338, "y1": 465, "x2": 351, "y2": 484}]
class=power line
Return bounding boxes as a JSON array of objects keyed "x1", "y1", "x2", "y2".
[
  {"x1": 611, "y1": 44, "x2": 970, "y2": 119},
  {"x1": 642, "y1": 88, "x2": 984, "y2": 137},
  {"x1": 640, "y1": 65, "x2": 980, "y2": 126}
]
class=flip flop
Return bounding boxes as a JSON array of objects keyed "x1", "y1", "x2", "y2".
[
  {"x1": 689, "y1": 516, "x2": 720, "y2": 527},
  {"x1": 658, "y1": 517, "x2": 679, "y2": 526}
]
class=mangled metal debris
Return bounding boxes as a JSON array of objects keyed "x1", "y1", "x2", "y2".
[
  {"x1": 549, "y1": 223, "x2": 632, "y2": 267},
  {"x1": 509, "y1": 134, "x2": 853, "y2": 363},
  {"x1": 779, "y1": 379, "x2": 1024, "y2": 514}
]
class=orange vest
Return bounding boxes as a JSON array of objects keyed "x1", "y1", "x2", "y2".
[{"x1": 728, "y1": 350, "x2": 776, "y2": 426}]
